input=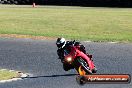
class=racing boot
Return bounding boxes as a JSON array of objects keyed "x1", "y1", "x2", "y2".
[
  {"x1": 86, "y1": 53, "x2": 93, "y2": 59},
  {"x1": 92, "y1": 67, "x2": 97, "y2": 73}
]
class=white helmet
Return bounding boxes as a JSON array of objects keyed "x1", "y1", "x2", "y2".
[{"x1": 56, "y1": 38, "x2": 66, "y2": 49}]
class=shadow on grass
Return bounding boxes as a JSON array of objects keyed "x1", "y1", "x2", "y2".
[{"x1": 22, "y1": 73, "x2": 78, "y2": 79}]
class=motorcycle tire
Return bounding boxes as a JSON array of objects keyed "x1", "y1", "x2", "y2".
[{"x1": 76, "y1": 75, "x2": 86, "y2": 85}]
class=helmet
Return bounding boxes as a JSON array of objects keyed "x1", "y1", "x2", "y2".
[{"x1": 56, "y1": 38, "x2": 66, "y2": 49}]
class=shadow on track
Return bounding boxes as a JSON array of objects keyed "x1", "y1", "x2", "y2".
[{"x1": 22, "y1": 73, "x2": 78, "y2": 79}]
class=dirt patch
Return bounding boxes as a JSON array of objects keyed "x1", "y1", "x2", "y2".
[{"x1": 0, "y1": 34, "x2": 57, "y2": 40}]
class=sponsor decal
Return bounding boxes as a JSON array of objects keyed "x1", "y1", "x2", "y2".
[{"x1": 76, "y1": 74, "x2": 131, "y2": 85}]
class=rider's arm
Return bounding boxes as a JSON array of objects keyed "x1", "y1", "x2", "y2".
[
  {"x1": 57, "y1": 49, "x2": 64, "y2": 60},
  {"x1": 74, "y1": 41, "x2": 87, "y2": 54}
]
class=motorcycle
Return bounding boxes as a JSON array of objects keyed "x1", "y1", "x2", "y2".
[{"x1": 63, "y1": 41, "x2": 97, "y2": 75}]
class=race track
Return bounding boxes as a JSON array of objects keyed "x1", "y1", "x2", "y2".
[{"x1": 0, "y1": 38, "x2": 131, "y2": 88}]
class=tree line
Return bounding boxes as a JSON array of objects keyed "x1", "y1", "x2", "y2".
[{"x1": 0, "y1": 0, "x2": 132, "y2": 7}]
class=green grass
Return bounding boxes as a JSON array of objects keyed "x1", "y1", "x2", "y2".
[
  {"x1": 0, "y1": 5, "x2": 132, "y2": 42},
  {"x1": 0, "y1": 69, "x2": 18, "y2": 80}
]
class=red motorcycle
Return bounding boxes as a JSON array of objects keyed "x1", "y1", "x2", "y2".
[{"x1": 63, "y1": 41, "x2": 97, "y2": 75}]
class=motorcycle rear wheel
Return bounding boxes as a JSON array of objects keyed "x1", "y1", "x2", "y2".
[{"x1": 76, "y1": 75, "x2": 86, "y2": 85}]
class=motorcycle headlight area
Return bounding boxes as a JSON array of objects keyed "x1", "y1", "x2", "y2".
[{"x1": 66, "y1": 57, "x2": 72, "y2": 62}]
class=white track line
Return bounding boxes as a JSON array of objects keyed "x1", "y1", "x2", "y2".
[
  {"x1": 84, "y1": 41, "x2": 118, "y2": 44},
  {"x1": 108, "y1": 42, "x2": 118, "y2": 44},
  {"x1": 84, "y1": 41, "x2": 92, "y2": 43}
]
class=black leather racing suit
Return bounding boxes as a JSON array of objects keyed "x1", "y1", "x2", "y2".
[
  {"x1": 57, "y1": 41, "x2": 86, "y2": 71},
  {"x1": 57, "y1": 41, "x2": 86, "y2": 62}
]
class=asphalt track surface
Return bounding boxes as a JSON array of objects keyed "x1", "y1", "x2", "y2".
[{"x1": 0, "y1": 38, "x2": 131, "y2": 88}]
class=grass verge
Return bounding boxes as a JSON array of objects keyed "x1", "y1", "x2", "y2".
[
  {"x1": 0, "y1": 5, "x2": 132, "y2": 42},
  {"x1": 0, "y1": 69, "x2": 18, "y2": 80}
]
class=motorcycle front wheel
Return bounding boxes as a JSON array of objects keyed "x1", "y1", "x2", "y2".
[{"x1": 74, "y1": 57, "x2": 92, "y2": 75}]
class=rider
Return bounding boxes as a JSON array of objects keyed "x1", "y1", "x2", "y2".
[{"x1": 56, "y1": 37, "x2": 91, "y2": 71}]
